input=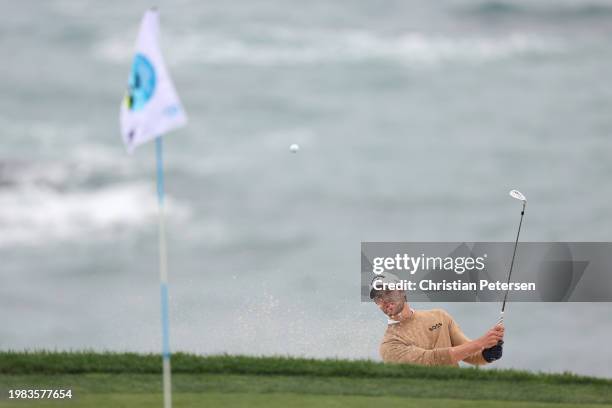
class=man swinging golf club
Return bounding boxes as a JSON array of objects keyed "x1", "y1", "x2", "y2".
[
  {"x1": 371, "y1": 190, "x2": 527, "y2": 366},
  {"x1": 371, "y1": 273, "x2": 504, "y2": 366}
]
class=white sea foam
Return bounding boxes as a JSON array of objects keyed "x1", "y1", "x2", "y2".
[
  {"x1": 95, "y1": 28, "x2": 562, "y2": 67},
  {"x1": 0, "y1": 181, "x2": 190, "y2": 247}
]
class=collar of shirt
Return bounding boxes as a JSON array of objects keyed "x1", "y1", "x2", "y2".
[{"x1": 388, "y1": 307, "x2": 415, "y2": 325}]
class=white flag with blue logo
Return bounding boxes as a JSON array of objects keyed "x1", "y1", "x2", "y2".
[{"x1": 120, "y1": 9, "x2": 187, "y2": 153}]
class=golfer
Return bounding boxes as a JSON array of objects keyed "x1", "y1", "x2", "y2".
[{"x1": 371, "y1": 273, "x2": 504, "y2": 366}]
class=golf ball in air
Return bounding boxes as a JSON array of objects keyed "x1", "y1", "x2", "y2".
[{"x1": 290, "y1": 144, "x2": 299, "y2": 153}]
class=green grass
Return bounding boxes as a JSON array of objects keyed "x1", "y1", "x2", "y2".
[
  {"x1": 2, "y1": 350, "x2": 609, "y2": 384},
  {"x1": 0, "y1": 393, "x2": 609, "y2": 408},
  {"x1": 0, "y1": 352, "x2": 611, "y2": 407}
]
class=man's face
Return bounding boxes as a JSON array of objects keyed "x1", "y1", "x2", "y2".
[{"x1": 374, "y1": 290, "x2": 406, "y2": 317}]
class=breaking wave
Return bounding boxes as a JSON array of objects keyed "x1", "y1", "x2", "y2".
[
  {"x1": 0, "y1": 159, "x2": 190, "y2": 247},
  {"x1": 96, "y1": 29, "x2": 562, "y2": 67}
]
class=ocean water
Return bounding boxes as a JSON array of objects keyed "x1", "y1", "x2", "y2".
[{"x1": 1, "y1": 0, "x2": 611, "y2": 377}]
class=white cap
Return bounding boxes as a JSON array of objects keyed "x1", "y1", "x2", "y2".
[{"x1": 369, "y1": 272, "x2": 402, "y2": 299}]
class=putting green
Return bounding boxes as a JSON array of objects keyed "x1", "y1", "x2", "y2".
[
  {"x1": 1, "y1": 353, "x2": 610, "y2": 407},
  {"x1": 1, "y1": 393, "x2": 611, "y2": 408}
]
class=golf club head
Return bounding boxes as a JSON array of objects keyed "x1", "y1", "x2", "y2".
[{"x1": 509, "y1": 190, "x2": 526, "y2": 202}]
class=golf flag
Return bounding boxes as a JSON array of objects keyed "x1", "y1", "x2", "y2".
[
  {"x1": 119, "y1": 9, "x2": 186, "y2": 408},
  {"x1": 120, "y1": 9, "x2": 187, "y2": 153}
]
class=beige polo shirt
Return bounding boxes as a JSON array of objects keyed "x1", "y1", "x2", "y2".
[{"x1": 380, "y1": 308, "x2": 487, "y2": 366}]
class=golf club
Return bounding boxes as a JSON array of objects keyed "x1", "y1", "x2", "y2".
[
  {"x1": 482, "y1": 190, "x2": 526, "y2": 363},
  {"x1": 499, "y1": 189, "x2": 527, "y2": 325}
]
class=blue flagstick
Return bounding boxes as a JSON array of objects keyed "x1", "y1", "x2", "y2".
[{"x1": 155, "y1": 136, "x2": 172, "y2": 408}]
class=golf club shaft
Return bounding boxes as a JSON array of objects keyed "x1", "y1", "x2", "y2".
[{"x1": 498, "y1": 201, "x2": 526, "y2": 324}]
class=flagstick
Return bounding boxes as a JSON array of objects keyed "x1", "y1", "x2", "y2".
[{"x1": 156, "y1": 136, "x2": 172, "y2": 408}]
